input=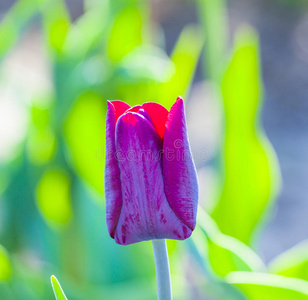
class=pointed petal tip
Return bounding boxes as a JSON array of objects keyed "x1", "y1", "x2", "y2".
[
  {"x1": 176, "y1": 96, "x2": 184, "y2": 102},
  {"x1": 170, "y1": 96, "x2": 184, "y2": 112},
  {"x1": 106, "y1": 100, "x2": 115, "y2": 111},
  {"x1": 107, "y1": 100, "x2": 131, "y2": 123}
]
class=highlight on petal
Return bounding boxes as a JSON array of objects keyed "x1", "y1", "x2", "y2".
[
  {"x1": 125, "y1": 105, "x2": 142, "y2": 114},
  {"x1": 141, "y1": 102, "x2": 169, "y2": 138},
  {"x1": 113, "y1": 112, "x2": 192, "y2": 245},
  {"x1": 163, "y1": 96, "x2": 198, "y2": 230},
  {"x1": 105, "y1": 101, "x2": 128, "y2": 238},
  {"x1": 137, "y1": 108, "x2": 154, "y2": 125}
]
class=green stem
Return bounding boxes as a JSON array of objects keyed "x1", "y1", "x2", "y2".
[{"x1": 151, "y1": 239, "x2": 172, "y2": 300}]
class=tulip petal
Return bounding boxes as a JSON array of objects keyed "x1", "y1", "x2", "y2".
[
  {"x1": 114, "y1": 112, "x2": 192, "y2": 245},
  {"x1": 109, "y1": 100, "x2": 131, "y2": 123},
  {"x1": 137, "y1": 108, "x2": 153, "y2": 124},
  {"x1": 142, "y1": 102, "x2": 169, "y2": 138},
  {"x1": 125, "y1": 105, "x2": 142, "y2": 113},
  {"x1": 105, "y1": 100, "x2": 130, "y2": 237},
  {"x1": 163, "y1": 97, "x2": 198, "y2": 230}
]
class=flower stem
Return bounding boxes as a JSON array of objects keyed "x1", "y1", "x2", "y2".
[{"x1": 151, "y1": 239, "x2": 172, "y2": 300}]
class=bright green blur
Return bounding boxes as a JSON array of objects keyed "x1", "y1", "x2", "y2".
[
  {"x1": 36, "y1": 168, "x2": 71, "y2": 226},
  {"x1": 0, "y1": 245, "x2": 12, "y2": 281},
  {"x1": 64, "y1": 92, "x2": 106, "y2": 196}
]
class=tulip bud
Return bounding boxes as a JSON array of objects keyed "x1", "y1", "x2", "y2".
[{"x1": 105, "y1": 97, "x2": 198, "y2": 245}]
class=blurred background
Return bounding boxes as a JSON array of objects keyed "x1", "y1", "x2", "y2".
[{"x1": 0, "y1": 0, "x2": 308, "y2": 299}]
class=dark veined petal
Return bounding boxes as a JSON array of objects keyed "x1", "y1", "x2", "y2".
[
  {"x1": 105, "y1": 100, "x2": 130, "y2": 238},
  {"x1": 141, "y1": 102, "x2": 169, "y2": 138},
  {"x1": 163, "y1": 97, "x2": 198, "y2": 230},
  {"x1": 114, "y1": 112, "x2": 192, "y2": 245}
]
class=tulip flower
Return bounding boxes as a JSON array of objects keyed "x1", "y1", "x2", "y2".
[{"x1": 105, "y1": 97, "x2": 198, "y2": 246}]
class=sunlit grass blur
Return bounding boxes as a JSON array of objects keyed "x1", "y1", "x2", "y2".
[{"x1": 0, "y1": 0, "x2": 307, "y2": 299}]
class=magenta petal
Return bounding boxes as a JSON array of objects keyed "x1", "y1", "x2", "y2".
[
  {"x1": 141, "y1": 102, "x2": 169, "y2": 138},
  {"x1": 109, "y1": 100, "x2": 131, "y2": 123},
  {"x1": 163, "y1": 97, "x2": 198, "y2": 230},
  {"x1": 114, "y1": 112, "x2": 192, "y2": 245},
  {"x1": 105, "y1": 101, "x2": 129, "y2": 238},
  {"x1": 125, "y1": 105, "x2": 142, "y2": 113}
]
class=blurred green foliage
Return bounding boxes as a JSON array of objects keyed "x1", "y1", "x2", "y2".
[
  {"x1": 64, "y1": 92, "x2": 106, "y2": 196},
  {"x1": 0, "y1": 0, "x2": 306, "y2": 299},
  {"x1": 269, "y1": 240, "x2": 308, "y2": 281},
  {"x1": 197, "y1": 0, "x2": 227, "y2": 80},
  {"x1": 226, "y1": 272, "x2": 308, "y2": 300},
  {"x1": 211, "y1": 27, "x2": 280, "y2": 246},
  {"x1": 194, "y1": 208, "x2": 265, "y2": 278}
]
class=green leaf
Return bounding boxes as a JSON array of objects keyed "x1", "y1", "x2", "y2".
[
  {"x1": 36, "y1": 168, "x2": 72, "y2": 226},
  {"x1": 50, "y1": 276, "x2": 68, "y2": 300},
  {"x1": 197, "y1": 0, "x2": 227, "y2": 80},
  {"x1": 0, "y1": 245, "x2": 12, "y2": 281},
  {"x1": 41, "y1": 0, "x2": 70, "y2": 54},
  {"x1": 64, "y1": 92, "x2": 105, "y2": 196},
  {"x1": 27, "y1": 104, "x2": 56, "y2": 165},
  {"x1": 226, "y1": 272, "x2": 308, "y2": 300},
  {"x1": 26, "y1": 128, "x2": 56, "y2": 165},
  {"x1": 107, "y1": 5, "x2": 144, "y2": 62},
  {"x1": 0, "y1": 0, "x2": 46, "y2": 58},
  {"x1": 211, "y1": 26, "x2": 281, "y2": 245},
  {"x1": 10, "y1": 256, "x2": 55, "y2": 299},
  {"x1": 158, "y1": 25, "x2": 204, "y2": 109},
  {"x1": 62, "y1": 6, "x2": 108, "y2": 59},
  {"x1": 194, "y1": 278, "x2": 246, "y2": 300},
  {"x1": 114, "y1": 45, "x2": 173, "y2": 105},
  {"x1": 193, "y1": 208, "x2": 265, "y2": 277},
  {"x1": 84, "y1": 0, "x2": 108, "y2": 12},
  {"x1": 269, "y1": 240, "x2": 308, "y2": 281},
  {"x1": 0, "y1": 170, "x2": 9, "y2": 196},
  {"x1": 119, "y1": 46, "x2": 172, "y2": 83}
]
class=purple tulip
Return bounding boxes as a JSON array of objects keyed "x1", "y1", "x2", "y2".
[{"x1": 105, "y1": 97, "x2": 198, "y2": 245}]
